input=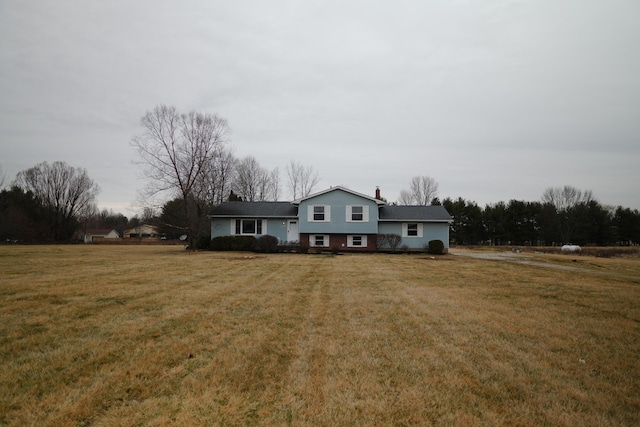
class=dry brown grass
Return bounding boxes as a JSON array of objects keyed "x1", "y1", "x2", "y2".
[{"x1": 1, "y1": 245, "x2": 639, "y2": 426}]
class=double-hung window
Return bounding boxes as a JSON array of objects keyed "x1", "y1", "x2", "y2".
[
  {"x1": 310, "y1": 235, "x2": 329, "y2": 247},
  {"x1": 346, "y1": 205, "x2": 369, "y2": 222},
  {"x1": 403, "y1": 223, "x2": 422, "y2": 238},
  {"x1": 348, "y1": 235, "x2": 367, "y2": 247},
  {"x1": 308, "y1": 205, "x2": 330, "y2": 222},
  {"x1": 351, "y1": 206, "x2": 363, "y2": 221},
  {"x1": 234, "y1": 219, "x2": 263, "y2": 235}
]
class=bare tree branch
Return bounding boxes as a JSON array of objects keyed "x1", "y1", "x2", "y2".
[
  {"x1": 234, "y1": 156, "x2": 280, "y2": 201},
  {"x1": 398, "y1": 175, "x2": 439, "y2": 205},
  {"x1": 398, "y1": 189, "x2": 414, "y2": 205},
  {"x1": 0, "y1": 165, "x2": 6, "y2": 189},
  {"x1": 14, "y1": 161, "x2": 100, "y2": 241},
  {"x1": 542, "y1": 185, "x2": 595, "y2": 243},
  {"x1": 286, "y1": 160, "x2": 319, "y2": 200},
  {"x1": 130, "y1": 105, "x2": 230, "y2": 248}
]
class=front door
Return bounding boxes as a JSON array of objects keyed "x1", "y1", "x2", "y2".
[{"x1": 287, "y1": 220, "x2": 299, "y2": 242}]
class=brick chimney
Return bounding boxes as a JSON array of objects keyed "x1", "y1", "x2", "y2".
[{"x1": 375, "y1": 186, "x2": 381, "y2": 200}]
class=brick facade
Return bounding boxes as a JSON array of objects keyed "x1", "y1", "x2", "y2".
[{"x1": 301, "y1": 233, "x2": 378, "y2": 252}]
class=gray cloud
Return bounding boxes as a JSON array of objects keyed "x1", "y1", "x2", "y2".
[{"x1": 1, "y1": 0, "x2": 639, "y2": 213}]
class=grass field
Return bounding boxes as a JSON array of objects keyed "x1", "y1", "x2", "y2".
[{"x1": 1, "y1": 245, "x2": 639, "y2": 426}]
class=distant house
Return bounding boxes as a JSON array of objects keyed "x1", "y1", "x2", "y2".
[
  {"x1": 82, "y1": 228, "x2": 120, "y2": 243},
  {"x1": 123, "y1": 224, "x2": 160, "y2": 239},
  {"x1": 209, "y1": 186, "x2": 452, "y2": 252}
]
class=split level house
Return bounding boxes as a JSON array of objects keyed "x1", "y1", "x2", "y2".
[{"x1": 209, "y1": 186, "x2": 453, "y2": 252}]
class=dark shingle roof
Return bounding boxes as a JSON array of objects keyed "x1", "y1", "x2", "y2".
[
  {"x1": 209, "y1": 201, "x2": 297, "y2": 218},
  {"x1": 379, "y1": 205, "x2": 452, "y2": 222},
  {"x1": 210, "y1": 201, "x2": 452, "y2": 222}
]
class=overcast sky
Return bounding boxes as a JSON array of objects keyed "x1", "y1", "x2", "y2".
[{"x1": 1, "y1": 0, "x2": 639, "y2": 215}]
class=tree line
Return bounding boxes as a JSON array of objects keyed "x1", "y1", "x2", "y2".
[
  {"x1": 1, "y1": 104, "x2": 639, "y2": 246},
  {"x1": 3, "y1": 162, "x2": 638, "y2": 247},
  {"x1": 440, "y1": 192, "x2": 640, "y2": 246}
]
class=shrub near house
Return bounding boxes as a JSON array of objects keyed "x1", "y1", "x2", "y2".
[
  {"x1": 428, "y1": 239, "x2": 445, "y2": 255},
  {"x1": 210, "y1": 236, "x2": 256, "y2": 251}
]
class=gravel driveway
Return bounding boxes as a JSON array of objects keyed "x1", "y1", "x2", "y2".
[{"x1": 449, "y1": 249, "x2": 587, "y2": 272}]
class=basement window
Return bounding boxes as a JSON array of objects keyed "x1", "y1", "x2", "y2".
[
  {"x1": 348, "y1": 235, "x2": 367, "y2": 247},
  {"x1": 310, "y1": 235, "x2": 329, "y2": 247}
]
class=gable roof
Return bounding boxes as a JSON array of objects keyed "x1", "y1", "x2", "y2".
[
  {"x1": 293, "y1": 186, "x2": 385, "y2": 205},
  {"x1": 85, "y1": 228, "x2": 119, "y2": 236},
  {"x1": 379, "y1": 205, "x2": 453, "y2": 222},
  {"x1": 209, "y1": 201, "x2": 298, "y2": 218}
]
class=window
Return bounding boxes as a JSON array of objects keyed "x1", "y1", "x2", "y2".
[
  {"x1": 308, "y1": 205, "x2": 330, "y2": 222},
  {"x1": 234, "y1": 219, "x2": 263, "y2": 235},
  {"x1": 403, "y1": 223, "x2": 423, "y2": 238},
  {"x1": 310, "y1": 235, "x2": 329, "y2": 247},
  {"x1": 346, "y1": 205, "x2": 369, "y2": 222},
  {"x1": 348, "y1": 235, "x2": 367, "y2": 247},
  {"x1": 351, "y1": 206, "x2": 363, "y2": 221}
]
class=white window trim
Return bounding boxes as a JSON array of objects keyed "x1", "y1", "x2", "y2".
[
  {"x1": 346, "y1": 205, "x2": 369, "y2": 222},
  {"x1": 230, "y1": 219, "x2": 267, "y2": 236},
  {"x1": 309, "y1": 234, "x2": 330, "y2": 247},
  {"x1": 308, "y1": 205, "x2": 331, "y2": 222},
  {"x1": 402, "y1": 223, "x2": 423, "y2": 238},
  {"x1": 347, "y1": 235, "x2": 367, "y2": 247}
]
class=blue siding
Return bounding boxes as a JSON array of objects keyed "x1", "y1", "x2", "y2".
[
  {"x1": 298, "y1": 189, "x2": 379, "y2": 234},
  {"x1": 264, "y1": 219, "x2": 288, "y2": 241},
  {"x1": 378, "y1": 222, "x2": 450, "y2": 250}
]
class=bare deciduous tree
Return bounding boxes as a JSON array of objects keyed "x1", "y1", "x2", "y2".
[
  {"x1": 206, "y1": 146, "x2": 237, "y2": 204},
  {"x1": 397, "y1": 189, "x2": 414, "y2": 205},
  {"x1": 542, "y1": 185, "x2": 593, "y2": 212},
  {"x1": 187, "y1": 144, "x2": 236, "y2": 213},
  {"x1": 234, "y1": 156, "x2": 280, "y2": 201},
  {"x1": 234, "y1": 156, "x2": 260, "y2": 202},
  {"x1": 286, "y1": 160, "x2": 320, "y2": 199},
  {"x1": 542, "y1": 185, "x2": 594, "y2": 243},
  {"x1": 265, "y1": 168, "x2": 280, "y2": 201},
  {"x1": 398, "y1": 175, "x2": 439, "y2": 205},
  {"x1": 0, "y1": 165, "x2": 6, "y2": 189},
  {"x1": 411, "y1": 175, "x2": 439, "y2": 205},
  {"x1": 130, "y1": 105, "x2": 230, "y2": 248},
  {"x1": 14, "y1": 161, "x2": 100, "y2": 241}
]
